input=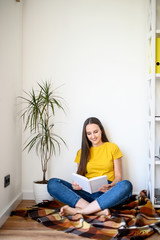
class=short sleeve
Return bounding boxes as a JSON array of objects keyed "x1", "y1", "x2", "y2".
[
  {"x1": 112, "y1": 144, "x2": 123, "y2": 160},
  {"x1": 74, "y1": 149, "x2": 81, "y2": 164}
]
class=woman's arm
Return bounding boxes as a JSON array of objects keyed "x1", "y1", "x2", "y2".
[
  {"x1": 99, "y1": 157, "x2": 122, "y2": 192},
  {"x1": 72, "y1": 164, "x2": 82, "y2": 190},
  {"x1": 110, "y1": 157, "x2": 122, "y2": 186}
]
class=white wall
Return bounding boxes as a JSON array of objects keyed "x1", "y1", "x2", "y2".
[
  {"x1": 0, "y1": 0, "x2": 22, "y2": 226},
  {"x1": 22, "y1": 0, "x2": 147, "y2": 197}
]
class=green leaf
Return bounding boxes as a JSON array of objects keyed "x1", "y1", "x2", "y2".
[{"x1": 18, "y1": 80, "x2": 67, "y2": 181}]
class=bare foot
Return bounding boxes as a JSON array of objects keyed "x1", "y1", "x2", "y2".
[
  {"x1": 60, "y1": 205, "x2": 79, "y2": 216},
  {"x1": 60, "y1": 205, "x2": 111, "y2": 218},
  {"x1": 95, "y1": 208, "x2": 111, "y2": 218}
]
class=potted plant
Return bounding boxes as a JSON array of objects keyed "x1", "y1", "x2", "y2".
[{"x1": 19, "y1": 81, "x2": 66, "y2": 203}]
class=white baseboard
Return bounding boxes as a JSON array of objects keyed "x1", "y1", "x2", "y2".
[
  {"x1": 22, "y1": 191, "x2": 34, "y2": 200},
  {"x1": 22, "y1": 191, "x2": 139, "y2": 201},
  {"x1": 0, "y1": 192, "x2": 23, "y2": 228},
  {"x1": 22, "y1": 191, "x2": 139, "y2": 200}
]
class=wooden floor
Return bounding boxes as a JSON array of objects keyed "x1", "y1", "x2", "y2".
[
  {"x1": 0, "y1": 200, "x2": 88, "y2": 240},
  {"x1": 0, "y1": 200, "x2": 159, "y2": 240}
]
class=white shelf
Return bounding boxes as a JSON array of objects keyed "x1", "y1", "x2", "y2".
[
  {"x1": 155, "y1": 116, "x2": 160, "y2": 121},
  {"x1": 147, "y1": 0, "x2": 160, "y2": 206},
  {"x1": 146, "y1": 73, "x2": 160, "y2": 79},
  {"x1": 155, "y1": 159, "x2": 160, "y2": 164},
  {"x1": 148, "y1": 116, "x2": 160, "y2": 121},
  {"x1": 147, "y1": 28, "x2": 160, "y2": 38},
  {"x1": 156, "y1": 29, "x2": 160, "y2": 36},
  {"x1": 156, "y1": 73, "x2": 160, "y2": 78},
  {"x1": 154, "y1": 204, "x2": 160, "y2": 208}
]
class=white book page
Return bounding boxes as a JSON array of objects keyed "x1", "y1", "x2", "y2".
[
  {"x1": 72, "y1": 173, "x2": 91, "y2": 193},
  {"x1": 89, "y1": 175, "x2": 108, "y2": 193},
  {"x1": 72, "y1": 173, "x2": 108, "y2": 194}
]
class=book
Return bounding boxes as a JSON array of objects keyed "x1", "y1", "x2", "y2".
[
  {"x1": 156, "y1": 38, "x2": 160, "y2": 74},
  {"x1": 155, "y1": 116, "x2": 160, "y2": 121},
  {"x1": 72, "y1": 173, "x2": 108, "y2": 194}
]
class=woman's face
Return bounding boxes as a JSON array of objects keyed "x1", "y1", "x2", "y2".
[{"x1": 86, "y1": 123, "x2": 103, "y2": 147}]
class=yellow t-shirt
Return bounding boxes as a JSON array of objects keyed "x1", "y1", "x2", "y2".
[{"x1": 74, "y1": 142, "x2": 123, "y2": 182}]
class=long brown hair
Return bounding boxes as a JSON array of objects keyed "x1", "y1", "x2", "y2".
[{"x1": 77, "y1": 117, "x2": 109, "y2": 176}]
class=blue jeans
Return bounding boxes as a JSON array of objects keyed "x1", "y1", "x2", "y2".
[{"x1": 47, "y1": 178, "x2": 133, "y2": 210}]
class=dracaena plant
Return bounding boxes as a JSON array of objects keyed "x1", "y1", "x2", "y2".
[{"x1": 19, "y1": 81, "x2": 66, "y2": 183}]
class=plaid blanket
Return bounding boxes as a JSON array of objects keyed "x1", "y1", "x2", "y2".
[{"x1": 11, "y1": 190, "x2": 160, "y2": 240}]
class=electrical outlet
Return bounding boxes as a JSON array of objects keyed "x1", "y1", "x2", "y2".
[{"x1": 4, "y1": 175, "x2": 10, "y2": 188}]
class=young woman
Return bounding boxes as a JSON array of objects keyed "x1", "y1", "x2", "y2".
[{"x1": 47, "y1": 117, "x2": 133, "y2": 217}]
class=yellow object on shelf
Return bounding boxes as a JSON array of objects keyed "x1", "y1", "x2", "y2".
[{"x1": 156, "y1": 38, "x2": 160, "y2": 74}]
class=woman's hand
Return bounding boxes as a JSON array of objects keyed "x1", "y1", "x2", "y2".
[
  {"x1": 99, "y1": 158, "x2": 122, "y2": 192},
  {"x1": 98, "y1": 183, "x2": 113, "y2": 192},
  {"x1": 72, "y1": 181, "x2": 82, "y2": 190}
]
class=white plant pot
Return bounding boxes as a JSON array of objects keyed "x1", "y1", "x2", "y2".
[{"x1": 33, "y1": 181, "x2": 54, "y2": 204}]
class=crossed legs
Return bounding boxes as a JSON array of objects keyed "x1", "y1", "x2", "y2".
[
  {"x1": 47, "y1": 178, "x2": 132, "y2": 217},
  {"x1": 60, "y1": 198, "x2": 111, "y2": 217}
]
